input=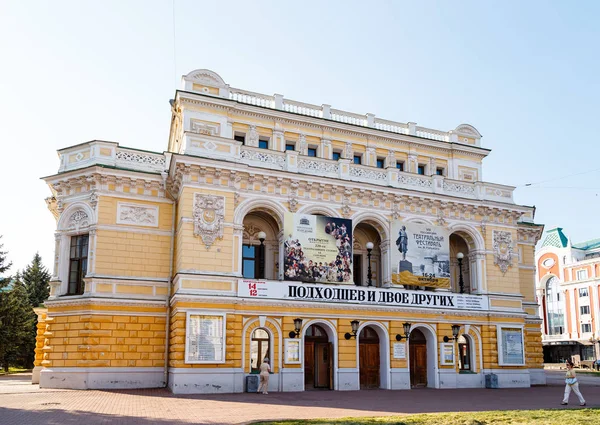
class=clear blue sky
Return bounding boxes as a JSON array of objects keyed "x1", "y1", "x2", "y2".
[{"x1": 1, "y1": 0, "x2": 599, "y2": 274}]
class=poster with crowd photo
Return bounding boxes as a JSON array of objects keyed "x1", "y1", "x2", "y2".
[
  {"x1": 283, "y1": 213, "x2": 353, "y2": 284},
  {"x1": 391, "y1": 221, "x2": 450, "y2": 289}
]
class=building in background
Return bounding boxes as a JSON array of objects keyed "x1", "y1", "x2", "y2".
[
  {"x1": 35, "y1": 69, "x2": 545, "y2": 393},
  {"x1": 536, "y1": 228, "x2": 600, "y2": 365}
]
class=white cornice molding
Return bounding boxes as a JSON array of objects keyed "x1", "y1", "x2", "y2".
[{"x1": 44, "y1": 297, "x2": 168, "y2": 309}]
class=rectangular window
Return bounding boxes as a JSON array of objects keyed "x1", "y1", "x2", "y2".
[
  {"x1": 579, "y1": 287, "x2": 589, "y2": 297},
  {"x1": 258, "y1": 139, "x2": 269, "y2": 149},
  {"x1": 436, "y1": 167, "x2": 444, "y2": 176},
  {"x1": 242, "y1": 245, "x2": 257, "y2": 279},
  {"x1": 576, "y1": 269, "x2": 588, "y2": 280},
  {"x1": 417, "y1": 165, "x2": 425, "y2": 175},
  {"x1": 307, "y1": 148, "x2": 317, "y2": 157},
  {"x1": 581, "y1": 323, "x2": 592, "y2": 333},
  {"x1": 234, "y1": 134, "x2": 245, "y2": 144},
  {"x1": 376, "y1": 158, "x2": 385, "y2": 169},
  {"x1": 396, "y1": 162, "x2": 404, "y2": 172},
  {"x1": 353, "y1": 155, "x2": 362, "y2": 165},
  {"x1": 285, "y1": 143, "x2": 295, "y2": 151},
  {"x1": 580, "y1": 305, "x2": 590, "y2": 315},
  {"x1": 68, "y1": 234, "x2": 89, "y2": 295},
  {"x1": 185, "y1": 312, "x2": 226, "y2": 364},
  {"x1": 332, "y1": 151, "x2": 341, "y2": 161}
]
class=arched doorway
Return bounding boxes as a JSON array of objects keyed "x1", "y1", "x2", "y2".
[
  {"x1": 359, "y1": 326, "x2": 380, "y2": 389},
  {"x1": 409, "y1": 329, "x2": 427, "y2": 388},
  {"x1": 304, "y1": 324, "x2": 332, "y2": 390}
]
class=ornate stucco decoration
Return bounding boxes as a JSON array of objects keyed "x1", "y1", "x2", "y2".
[
  {"x1": 493, "y1": 230, "x2": 513, "y2": 274},
  {"x1": 67, "y1": 210, "x2": 90, "y2": 231},
  {"x1": 243, "y1": 224, "x2": 262, "y2": 242},
  {"x1": 247, "y1": 125, "x2": 259, "y2": 147},
  {"x1": 117, "y1": 203, "x2": 158, "y2": 227},
  {"x1": 193, "y1": 194, "x2": 225, "y2": 249},
  {"x1": 288, "y1": 196, "x2": 298, "y2": 213}
]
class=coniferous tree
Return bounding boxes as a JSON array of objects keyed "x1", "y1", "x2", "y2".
[
  {"x1": 0, "y1": 236, "x2": 11, "y2": 289},
  {"x1": 23, "y1": 253, "x2": 50, "y2": 307},
  {"x1": 0, "y1": 238, "x2": 36, "y2": 371},
  {"x1": 0, "y1": 274, "x2": 36, "y2": 371}
]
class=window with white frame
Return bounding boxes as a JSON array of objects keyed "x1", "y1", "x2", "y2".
[
  {"x1": 580, "y1": 305, "x2": 590, "y2": 315},
  {"x1": 250, "y1": 328, "x2": 270, "y2": 372},
  {"x1": 581, "y1": 323, "x2": 592, "y2": 334},
  {"x1": 497, "y1": 327, "x2": 524, "y2": 366},
  {"x1": 67, "y1": 234, "x2": 89, "y2": 295},
  {"x1": 576, "y1": 269, "x2": 588, "y2": 280},
  {"x1": 578, "y1": 287, "x2": 589, "y2": 297},
  {"x1": 185, "y1": 312, "x2": 226, "y2": 364}
]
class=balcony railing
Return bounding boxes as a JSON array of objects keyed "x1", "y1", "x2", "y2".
[{"x1": 224, "y1": 87, "x2": 481, "y2": 146}]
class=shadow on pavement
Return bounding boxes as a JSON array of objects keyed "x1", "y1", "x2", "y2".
[{"x1": 0, "y1": 407, "x2": 189, "y2": 425}]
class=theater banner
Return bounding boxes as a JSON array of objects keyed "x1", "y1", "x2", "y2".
[
  {"x1": 283, "y1": 213, "x2": 353, "y2": 283},
  {"x1": 391, "y1": 221, "x2": 451, "y2": 288}
]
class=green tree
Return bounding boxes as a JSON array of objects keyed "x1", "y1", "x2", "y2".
[
  {"x1": 0, "y1": 236, "x2": 11, "y2": 289},
  {"x1": 23, "y1": 253, "x2": 50, "y2": 307},
  {"x1": 0, "y1": 277, "x2": 36, "y2": 371}
]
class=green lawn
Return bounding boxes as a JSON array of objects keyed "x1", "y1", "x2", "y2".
[
  {"x1": 253, "y1": 409, "x2": 599, "y2": 425},
  {"x1": 0, "y1": 367, "x2": 31, "y2": 375}
]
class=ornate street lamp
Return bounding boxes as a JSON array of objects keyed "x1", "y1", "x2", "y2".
[
  {"x1": 396, "y1": 322, "x2": 412, "y2": 341},
  {"x1": 457, "y1": 252, "x2": 465, "y2": 294},
  {"x1": 289, "y1": 318, "x2": 303, "y2": 338},
  {"x1": 366, "y1": 242, "x2": 374, "y2": 287},
  {"x1": 443, "y1": 324, "x2": 461, "y2": 342},
  {"x1": 345, "y1": 320, "x2": 360, "y2": 340}
]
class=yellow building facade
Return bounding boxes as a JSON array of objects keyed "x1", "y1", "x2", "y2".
[{"x1": 36, "y1": 69, "x2": 545, "y2": 393}]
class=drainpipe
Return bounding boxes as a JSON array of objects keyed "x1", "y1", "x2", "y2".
[{"x1": 163, "y1": 171, "x2": 176, "y2": 388}]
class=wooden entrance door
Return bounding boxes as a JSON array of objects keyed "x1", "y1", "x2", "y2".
[
  {"x1": 304, "y1": 324, "x2": 332, "y2": 389},
  {"x1": 409, "y1": 329, "x2": 427, "y2": 388},
  {"x1": 359, "y1": 326, "x2": 380, "y2": 389},
  {"x1": 315, "y1": 342, "x2": 331, "y2": 388}
]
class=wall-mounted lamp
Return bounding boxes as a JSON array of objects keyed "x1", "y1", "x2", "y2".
[
  {"x1": 344, "y1": 320, "x2": 360, "y2": 340},
  {"x1": 443, "y1": 324, "x2": 461, "y2": 342},
  {"x1": 288, "y1": 318, "x2": 303, "y2": 338},
  {"x1": 396, "y1": 322, "x2": 412, "y2": 341}
]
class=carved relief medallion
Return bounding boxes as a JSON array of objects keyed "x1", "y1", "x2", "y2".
[{"x1": 193, "y1": 194, "x2": 225, "y2": 248}]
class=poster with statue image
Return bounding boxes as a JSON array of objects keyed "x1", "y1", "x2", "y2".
[{"x1": 391, "y1": 221, "x2": 450, "y2": 288}]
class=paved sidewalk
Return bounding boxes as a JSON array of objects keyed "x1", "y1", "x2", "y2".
[{"x1": 0, "y1": 373, "x2": 598, "y2": 425}]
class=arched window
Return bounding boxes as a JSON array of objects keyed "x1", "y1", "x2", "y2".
[
  {"x1": 546, "y1": 276, "x2": 564, "y2": 335},
  {"x1": 250, "y1": 328, "x2": 270, "y2": 372},
  {"x1": 458, "y1": 335, "x2": 471, "y2": 371}
]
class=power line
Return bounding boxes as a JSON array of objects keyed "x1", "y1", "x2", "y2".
[{"x1": 520, "y1": 167, "x2": 600, "y2": 187}]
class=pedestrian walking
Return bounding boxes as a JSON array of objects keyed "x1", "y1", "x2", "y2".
[
  {"x1": 561, "y1": 360, "x2": 586, "y2": 406},
  {"x1": 257, "y1": 357, "x2": 271, "y2": 394}
]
